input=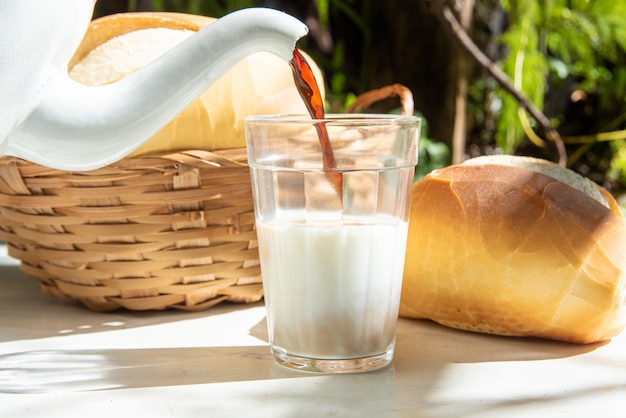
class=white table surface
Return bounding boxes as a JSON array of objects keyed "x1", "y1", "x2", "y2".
[{"x1": 1, "y1": 243, "x2": 625, "y2": 418}]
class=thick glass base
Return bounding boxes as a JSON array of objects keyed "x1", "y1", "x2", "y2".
[{"x1": 271, "y1": 344, "x2": 394, "y2": 374}]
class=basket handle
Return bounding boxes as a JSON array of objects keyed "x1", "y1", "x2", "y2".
[{"x1": 346, "y1": 83, "x2": 414, "y2": 116}]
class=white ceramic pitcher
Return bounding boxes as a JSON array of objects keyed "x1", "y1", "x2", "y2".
[{"x1": 0, "y1": 1, "x2": 308, "y2": 170}]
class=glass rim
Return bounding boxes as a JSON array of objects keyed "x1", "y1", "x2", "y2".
[{"x1": 244, "y1": 113, "x2": 420, "y2": 125}]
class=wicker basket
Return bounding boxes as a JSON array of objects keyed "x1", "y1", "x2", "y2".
[{"x1": 0, "y1": 149, "x2": 263, "y2": 311}]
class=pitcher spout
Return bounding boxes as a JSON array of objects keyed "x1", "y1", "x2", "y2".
[{"x1": 5, "y1": 8, "x2": 308, "y2": 170}]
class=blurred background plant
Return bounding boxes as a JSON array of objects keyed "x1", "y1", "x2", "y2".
[
  {"x1": 492, "y1": 0, "x2": 626, "y2": 187},
  {"x1": 94, "y1": 0, "x2": 626, "y2": 200}
]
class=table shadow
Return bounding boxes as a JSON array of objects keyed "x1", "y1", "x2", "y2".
[
  {"x1": 3, "y1": 317, "x2": 604, "y2": 395},
  {"x1": 0, "y1": 262, "x2": 265, "y2": 342}
]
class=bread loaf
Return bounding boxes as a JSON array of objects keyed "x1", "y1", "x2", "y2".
[
  {"x1": 68, "y1": 12, "x2": 324, "y2": 155},
  {"x1": 400, "y1": 155, "x2": 626, "y2": 344}
]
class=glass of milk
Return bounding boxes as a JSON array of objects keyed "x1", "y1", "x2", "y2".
[{"x1": 245, "y1": 114, "x2": 420, "y2": 373}]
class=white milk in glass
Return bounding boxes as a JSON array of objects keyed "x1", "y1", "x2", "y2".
[{"x1": 256, "y1": 215, "x2": 409, "y2": 359}]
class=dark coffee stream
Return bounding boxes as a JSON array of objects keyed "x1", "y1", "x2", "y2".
[{"x1": 289, "y1": 48, "x2": 342, "y2": 194}]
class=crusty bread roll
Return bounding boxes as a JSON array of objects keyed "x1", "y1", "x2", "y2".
[
  {"x1": 68, "y1": 12, "x2": 324, "y2": 155},
  {"x1": 400, "y1": 155, "x2": 626, "y2": 344}
]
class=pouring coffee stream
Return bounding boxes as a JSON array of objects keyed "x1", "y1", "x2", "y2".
[
  {"x1": 289, "y1": 49, "x2": 342, "y2": 195},
  {"x1": 0, "y1": 3, "x2": 309, "y2": 170}
]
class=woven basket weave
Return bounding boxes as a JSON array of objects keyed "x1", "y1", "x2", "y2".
[{"x1": 0, "y1": 149, "x2": 263, "y2": 311}]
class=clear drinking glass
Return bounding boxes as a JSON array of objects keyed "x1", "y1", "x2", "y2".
[{"x1": 245, "y1": 114, "x2": 420, "y2": 373}]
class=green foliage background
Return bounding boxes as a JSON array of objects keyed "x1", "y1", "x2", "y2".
[{"x1": 495, "y1": 0, "x2": 626, "y2": 187}]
